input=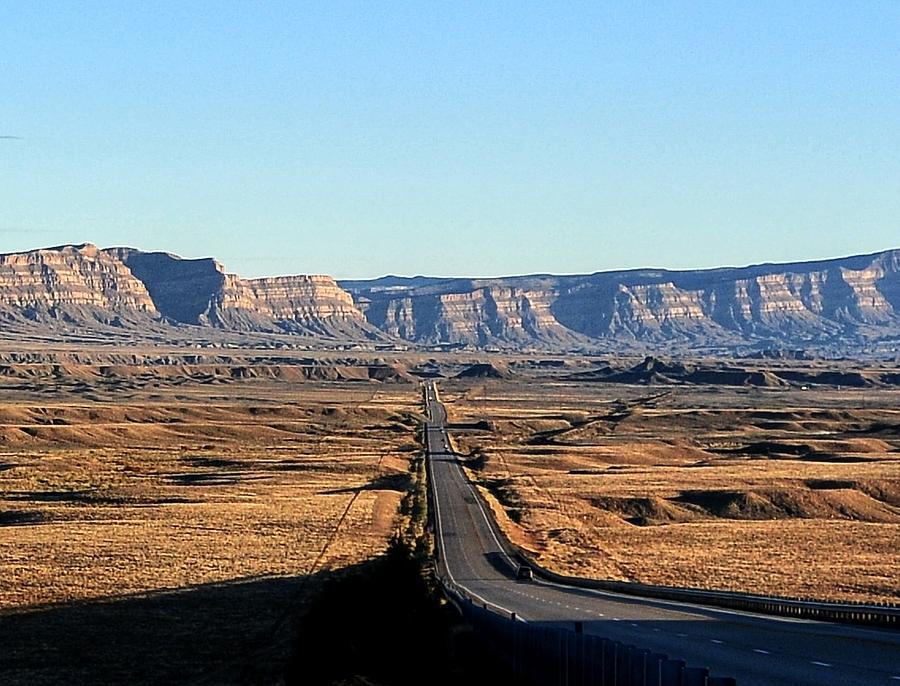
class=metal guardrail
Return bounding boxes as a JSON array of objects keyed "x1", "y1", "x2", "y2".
[
  {"x1": 441, "y1": 577, "x2": 737, "y2": 686},
  {"x1": 462, "y1": 474, "x2": 900, "y2": 630},
  {"x1": 471, "y1": 486, "x2": 900, "y2": 629},
  {"x1": 425, "y1": 381, "x2": 900, "y2": 630},
  {"x1": 512, "y1": 557, "x2": 900, "y2": 630}
]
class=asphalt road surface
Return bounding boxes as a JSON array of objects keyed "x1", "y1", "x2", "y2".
[{"x1": 423, "y1": 382, "x2": 900, "y2": 686}]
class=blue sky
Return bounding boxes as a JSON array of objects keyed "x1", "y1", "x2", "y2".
[{"x1": 1, "y1": 2, "x2": 898, "y2": 278}]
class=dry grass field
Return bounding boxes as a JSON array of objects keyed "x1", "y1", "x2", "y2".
[
  {"x1": 441, "y1": 375, "x2": 900, "y2": 604},
  {"x1": 0, "y1": 371, "x2": 420, "y2": 685},
  {"x1": 3, "y1": 350, "x2": 898, "y2": 682}
]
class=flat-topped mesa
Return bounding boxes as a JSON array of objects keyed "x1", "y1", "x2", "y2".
[
  {"x1": 106, "y1": 247, "x2": 225, "y2": 325},
  {"x1": 343, "y1": 248, "x2": 900, "y2": 351},
  {"x1": 0, "y1": 244, "x2": 158, "y2": 321},
  {"x1": 359, "y1": 283, "x2": 590, "y2": 348},
  {"x1": 108, "y1": 248, "x2": 377, "y2": 337},
  {"x1": 212, "y1": 273, "x2": 374, "y2": 335},
  {"x1": 2, "y1": 242, "x2": 898, "y2": 352}
]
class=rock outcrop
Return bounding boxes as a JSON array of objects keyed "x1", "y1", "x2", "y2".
[
  {"x1": 0, "y1": 243, "x2": 157, "y2": 326},
  {"x1": 0, "y1": 244, "x2": 377, "y2": 341},
  {"x1": 106, "y1": 248, "x2": 225, "y2": 326},
  {"x1": 211, "y1": 273, "x2": 377, "y2": 336},
  {"x1": 108, "y1": 248, "x2": 379, "y2": 338},
  {"x1": 343, "y1": 249, "x2": 900, "y2": 352},
  {"x1": 2, "y1": 243, "x2": 899, "y2": 353}
]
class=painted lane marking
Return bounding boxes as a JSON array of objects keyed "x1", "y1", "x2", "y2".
[
  {"x1": 753, "y1": 649, "x2": 770, "y2": 655},
  {"x1": 427, "y1": 437, "x2": 520, "y2": 620},
  {"x1": 710, "y1": 639, "x2": 724, "y2": 645},
  {"x1": 810, "y1": 661, "x2": 832, "y2": 667}
]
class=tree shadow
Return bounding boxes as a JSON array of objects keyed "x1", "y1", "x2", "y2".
[
  {"x1": 0, "y1": 544, "x2": 513, "y2": 686},
  {"x1": 321, "y1": 471, "x2": 412, "y2": 495},
  {"x1": 284, "y1": 540, "x2": 511, "y2": 686}
]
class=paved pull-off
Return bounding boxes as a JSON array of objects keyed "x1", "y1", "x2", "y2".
[{"x1": 424, "y1": 382, "x2": 900, "y2": 686}]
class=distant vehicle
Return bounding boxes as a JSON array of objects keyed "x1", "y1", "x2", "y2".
[{"x1": 516, "y1": 565, "x2": 534, "y2": 582}]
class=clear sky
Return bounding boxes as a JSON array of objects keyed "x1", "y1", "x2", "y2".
[{"x1": 1, "y1": 2, "x2": 898, "y2": 279}]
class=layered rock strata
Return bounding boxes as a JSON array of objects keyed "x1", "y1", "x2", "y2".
[
  {"x1": 343, "y1": 249, "x2": 900, "y2": 351},
  {"x1": 0, "y1": 244, "x2": 157, "y2": 325},
  {"x1": 109, "y1": 248, "x2": 377, "y2": 337},
  {"x1": 2, "y1": 243, "x2": 898, "y2": 353}
]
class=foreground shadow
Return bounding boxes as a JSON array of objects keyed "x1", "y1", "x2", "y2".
[
  {"x1": 284, "y1": 540, "x2": 511, "y2": 686},
  {"x1": 0, "y1": 571, "x2": 312, "y2": 686},
  {"x1": 0, "y1": 544, "x2": 513, "y2": 686}
]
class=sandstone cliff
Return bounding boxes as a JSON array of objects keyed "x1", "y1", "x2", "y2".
[
  {"x1": 343, "y1": 249, "x2": 900, "y2": 352},
  {"x1": 108, "y1": 248, "x2": 378, "y2": 338},
  {"x1": 212, "y1": 273, "x2": 376, "y2": 336},
  {"x1": 3, "y1": 243, "x2": 898, "y2": 354},
  {"x1": 0, "y1": 244, "x2": 157, "y2": 326}
]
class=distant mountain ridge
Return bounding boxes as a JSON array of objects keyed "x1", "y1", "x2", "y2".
[
  {"x1": 0, "y1": 244, "x2": 380, "y2": 343},
  {"x1": 341, "y1": 248, "x2": 900, "y2": 353},
  {"x1": 1, "y1": 243, "x2": 898, "y2": 354}
]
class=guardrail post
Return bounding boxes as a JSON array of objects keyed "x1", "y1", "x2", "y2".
[
  {"x1": 565, "y1": 624, "x2": 584, "y2": 686},
  {"x1": 560, "y1": 628, "x2": 569, "y2": 686},
  {"x1": 617, "y1": 645, "x2": 634, "y2": 686},
  {"x1": 630, "y1": 647, "x2": 651, "y2": 686},
  {"x1": 573, "y1": 631, "x2": 588, "y2": 686},
  {"x1": 660, "y1": 659, "x2": 685, "y2": 686},
  {"x1": 543, "y1": 627, "x2": 556, "y2": 686},
  {"x1": 516, "y1": 623, "x2": 525, "y2": 681},
  {"x1": 603, "y1": 639, "x2": 617, "y2": 686},
  {"x1": 645, "y1": 652, "x2": 666, "y2": 686},
  {"x1": 681, "y1": 666, "x2": 709, "y2": 686},
  {"x1": 585, "y1": 635, "x2": 601, "y2": 686}
]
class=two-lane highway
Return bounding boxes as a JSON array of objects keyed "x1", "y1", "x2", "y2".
[{"x1": 423, "y1": 382, "x2": 900, "y2": 685}]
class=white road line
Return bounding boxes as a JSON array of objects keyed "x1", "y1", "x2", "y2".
[
  {"x1": 710, "y1": 639, "x2": 724, "y2": 645},
  {"x1": 455, "y1": 456, "x2": 520, "y2": 571},
  {"x1": 427, "y1": 426, "x2": 520, "y2": 620},
  {"x1": 810, "y1": 661, "x2": 832, "y2": 667},
  {"x1": 753, "y1": 649, "x2": 770, "y2": 655}
]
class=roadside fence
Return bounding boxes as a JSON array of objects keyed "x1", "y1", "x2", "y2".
[{"x1": 443, "y1": 582, "x2": 737, "y2": 686}]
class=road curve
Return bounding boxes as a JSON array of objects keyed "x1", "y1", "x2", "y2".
[{"x1": 424, "y1": 382, "x2": 900, "y2": 686}]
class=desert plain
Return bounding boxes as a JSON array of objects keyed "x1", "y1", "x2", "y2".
[
  {"x1": 0, "y1": 349, "x2": 422, "y2": 685},
  {"x1": 442, "y1": 359, "x2": 900, "y2": 604},
  {"x1": 1, "y1": 349, "x2": 898, "y2": 684}
]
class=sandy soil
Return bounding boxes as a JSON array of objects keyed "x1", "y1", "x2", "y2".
[
  {"x1": 443, "y1": 377, "x2": 900, "y2": 603},
  {"x1": 0, "y1": 378, "x2": 420, "y2": 684}
]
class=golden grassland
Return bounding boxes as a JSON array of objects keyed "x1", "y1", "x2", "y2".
[
  {"x1": 442, "y1": 379, "x2": 900, "y2": 604},
  {"x1": 0, "y1": 379, "x2": 420, "y2": 685}
]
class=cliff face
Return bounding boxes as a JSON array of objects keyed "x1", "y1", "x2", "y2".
[
  {"x1": 108, "y1": 248, "x2": 376, "y2": 337},
  {"x1": 344, "y1": 249, "x2": 900, "y2": 351},
  {"x1": 3, "y1": 243, "x2": 898, "y2": 353},
  {"x1": 358, "y1": 281, "x2": 590, "y2": 347},
  {"x1": 210, "y1": 273, "x2": 375, "y2": 335},
  {"x1": 106, "y1": 248, "x2": 225, "y2": 325},
  {"x1": 0, "y1": 244, "x2": 157, "y2": 324}
]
